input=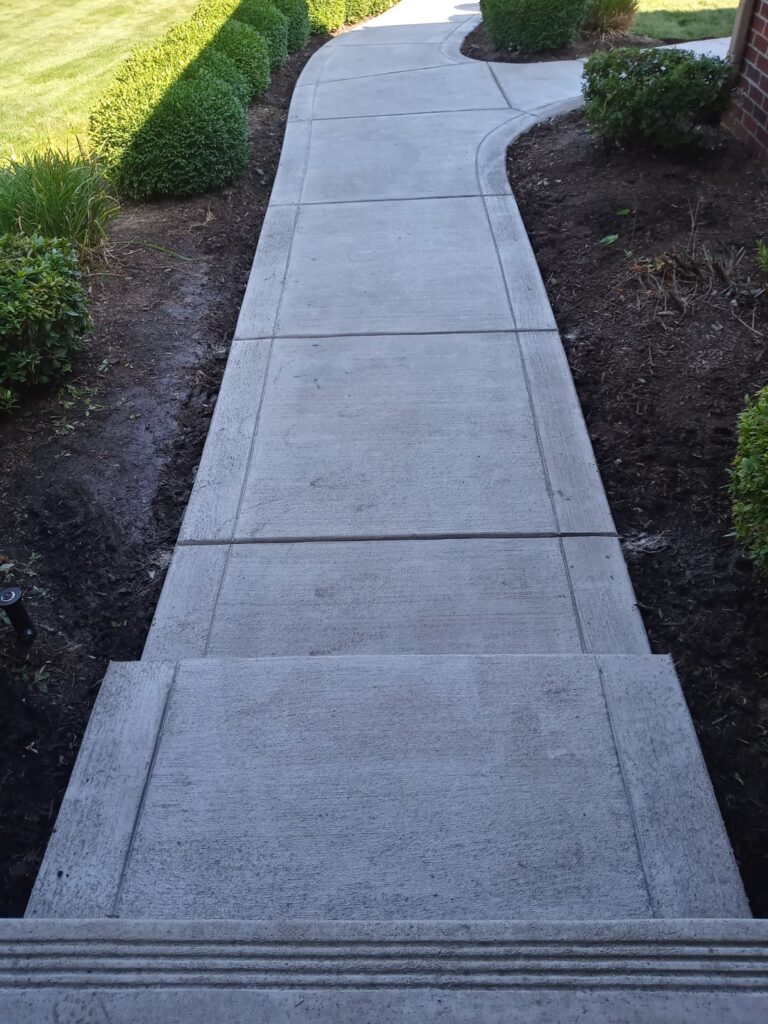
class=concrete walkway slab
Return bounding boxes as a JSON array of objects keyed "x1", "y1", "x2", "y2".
[
  {"x1": 316, "y1": 41, "x2": 459, "y2": 81},
  {"x1": 219, "y1": 332, "x2": 555, "y2": 539},
  {"x1": 28, "y1": 656, "x2": 747, "y2": 921},
  {"x1": 143, "y1": 536, "x2": 649, "y2": 660},
  {"x1": 312, "y1": 63, "x2": 507, "y2": 118},
  {"x1": 299, "y1": 110, "x2": 525, "y2": 203},
  {"x1": 274, "y1": 197, "x2": 515, "y2": 337}
]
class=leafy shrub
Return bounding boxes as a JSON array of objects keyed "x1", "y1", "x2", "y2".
[
  {"x1": 0, "y1": 233, "x2": 92, "y2": 412},
  {"x1": 187, "y1": 47, "x2": 251, "y2": 107},
  {"x1": 234, "y1": 0, "x2": 289, "y2": 69},
  {"x1": 584, "y1": 0, "x2": 638, "y2": 35},
  {"x1": 114, "y1": 78, "x2": 249, "y2": 199},
  {"x1": 583, "y1": 47, "x2": 733, "y2": 149},
  {"x1": 345, "y1": 0, "x2": 396, "y2": 22},
  {"x1": 273, "y1": 0, "x2": 310, "y2": 50},
  {"x1": 307, "y1": 0, "x2": 346, "y2": 34},
  {"x1": 199, "y1": 18, "x2": 272, "y2": 96},
  {"x1": 757, "y1": 239, "x2": 768, "y2": 275},
  {"x1": 195, "y1": 0, "x2": 288, "y2": 70},
  {"x1": 731, "y1": 385, "x2": 768, "y2": 576},
  {"x1": 0, "y1": 149, "x2": 118, "y2": 258},
  {"x1": 480, "y1": 0, "x2": 589, "y2": 51}
]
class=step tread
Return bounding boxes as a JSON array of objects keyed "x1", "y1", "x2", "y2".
[
  {"x1": 2, "y1": 919, "x2": 768, "y2": 1022},
  {"x1": 27, "y1": 655, "x2": 747, "y2": 922}
]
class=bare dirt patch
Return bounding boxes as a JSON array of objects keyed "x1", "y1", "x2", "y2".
[
  {"x1": 0, "y1": 35, "x2": 328, "y2": 916},
  {"x1": 508, "y1": 110, "x2": 768, "y2": 914}
]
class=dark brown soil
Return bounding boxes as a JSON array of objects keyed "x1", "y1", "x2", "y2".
[
  {"x1": 0, "y1": 35, "x2": 328, "y2": 917},
  {"x1": 461, "y1": 21, "x2": 664, "y2": 63},
  {"x1": 508, "y1": 111, "x2": 768, "y2": 915}
]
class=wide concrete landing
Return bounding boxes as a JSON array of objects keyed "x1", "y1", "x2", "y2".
[
  {"x1": 3, "y1": 919, "x2": 768, "y2": 1023},
  {"x1": 28, "y1": 656, "x2": 747, "y2": 920}
]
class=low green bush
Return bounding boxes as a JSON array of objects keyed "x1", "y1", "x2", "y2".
[
  {"x1": 235, "y1": 0, "x2": 289, "y2": 69},
  {"x1": 583, "y1": 47, "x2": 733, "y2": 149},
  {"x1": 0, "y1": 149, "x2": 118, "y2": 258},
  {"x1": 195, "y1": 0, "x2": 288, "y2": 70},
  {"x1": 480, "y1": 0, "x2": 589, "y2": 51},
  {"x1": 198, "y1": 18, "x2": 272, "y2": 96},
  {"x1": 584, "y1": 0, "x2": 638, "y2": 35},
  {"x1": 731, "y1": 385, "x2": 768, "y2": 576},
  {"x1": 307, "y1": 0, "x2": 346, "y2": 34},
  {"x1": 187, "y1": 47, "x2": 251, "y2": 107},
  {"x1": 345, "y1": 0, "x2": 395, "y2": 22},
  {"x1": 0, "y1": 233, "x2": 92, "y2": 413},
  {"x1": 273, "y1": 0, "x2": 310, "y2": 50},
  {"x1": 114, "y1": 77, "x2": 250, "y2": 199}
]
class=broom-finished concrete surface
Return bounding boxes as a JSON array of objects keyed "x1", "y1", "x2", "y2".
[{"x1": 8, "y1": 3, "x2": 754, "y2": 1020}]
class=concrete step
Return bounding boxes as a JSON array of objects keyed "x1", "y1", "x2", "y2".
[
  {"x1": 2, "y1": 918, "x2": 768, "y2": 1022},
  {"x1": 27, "y1": 655, "x2": 747, "y2": 921}
]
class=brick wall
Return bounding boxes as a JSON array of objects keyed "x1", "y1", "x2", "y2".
[{"x1": 726, "y1": 0, "x2": 768, "y2": 160}]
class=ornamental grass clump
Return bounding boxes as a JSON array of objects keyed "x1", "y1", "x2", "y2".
[
  {"x1": 732, "y1": 385, "x2": 768, "y2": 576},
  {"x1": 584, "y1": 0, "x2": 638, "y2": 36},
  {"x1": 0, "y1": 148, "x2": 118, "y2": 258},
  {"x1": 583, "y1": 47, "x2": 733, "y2": 150},
  {"x1": 480, "y1": 0, "x2": 589, "y2": 51},
  {"x1": 0, "y1": 233, "x2": 92, "y2": 413}
]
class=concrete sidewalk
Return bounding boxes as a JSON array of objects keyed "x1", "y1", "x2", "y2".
[{"x1": 5, "y1": 5, "x2": 759, "y2": 1021}]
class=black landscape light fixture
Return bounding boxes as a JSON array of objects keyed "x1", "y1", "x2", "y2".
[{"x1": 0, "y1": 586, "x2": 36, "y2": 645}]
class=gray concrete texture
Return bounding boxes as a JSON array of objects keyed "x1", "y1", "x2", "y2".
[{"x1": 28, "y1": 656, "x2": 747, "y2": 920}]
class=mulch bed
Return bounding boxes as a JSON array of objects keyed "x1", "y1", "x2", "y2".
[
  {"x1": 507, "y1": 110, "x2": 768, "y2": 915},
  {"x1": 0, "y1": 34, "x2": 328, "y2": 917},
  {"x1": 461, "y1": 21, "x2": 664, "y2": 63}
]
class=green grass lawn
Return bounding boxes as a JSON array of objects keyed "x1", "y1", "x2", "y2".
[
  {"x1": 0, "y1": 0, "x2": 199, "y2": 159},
  {"x1": 634, "y1": 0, "x2": 739, "y2": 41}
]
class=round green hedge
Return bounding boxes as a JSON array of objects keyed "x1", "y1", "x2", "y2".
[
  {"x1": 345, "y1": 0, "x2": 395, "y2": 22},
  {"x1": 116, "y1": 77, "x2": 250, "y2": 199},
  {"x1": 234, "y1": 0, "x2": 289, "y2": 69},
  {"x1": 199, "y1": 17, "x2": 272, "y2": 96},
  {"x1": 307, "y1": 0, "x2": 346, "y2": 34},
  {"x1": 195, "y1": 0, "x2": 288, "y2": 69},
  {"x1": 273, "y1": 0, "x2": 310, "y2": 50},
  {"x1": 187, "y1": 47, "x2": 250, "y2": 107},
  {"x1": 480, "y1": 0, "x2": 589, "y2": 51},
  {"x1": 732, "y1": 385, "x2": 768, "y2": 576},
  {"x1": 0, "y1": 233, "x2": 91, "y2": 412}
]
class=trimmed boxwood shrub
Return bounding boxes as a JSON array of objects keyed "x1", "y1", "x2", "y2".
[
  {"x1": 234, "y1": 0, "x2": 289, "y2": 69},
  {"x1": 480, "y1": 0, "x2": 589, "y2": 52},
  {"x1": 196, "y1": 18, "x2": 272, "y2": 96},
  {"x1": 0, "y1": 233, "x2": 91, "y2": 412},
  {"x1": 187, "y1": 47, "x2": 250, "y2": 107},
  {"x1": 732, "y1": 385, "x2": 768, "y2": 576},
  {"x1": 113, "y1": 77, "x2": 250, "y2": 199},
  {"x1": 583, "y1": 48, "x2": 733, "y2": 149},
  {"x1": 307, "y1": 0, "x2": 346, "y2": 34},
  {"x1": 273, "y1": 0, "x2": 310, "y2": 50},
  {"x1": 195, "y1": 0, "x2": 288, "y2": 70}
]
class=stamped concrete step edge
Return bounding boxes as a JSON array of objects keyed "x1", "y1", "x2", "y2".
[
  {"x1": 26, "y1": 655, "x2": 748, "y2": 920},
  {"x1": 2, "y1": 919, "x2": 768, "y2": 1023}
]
